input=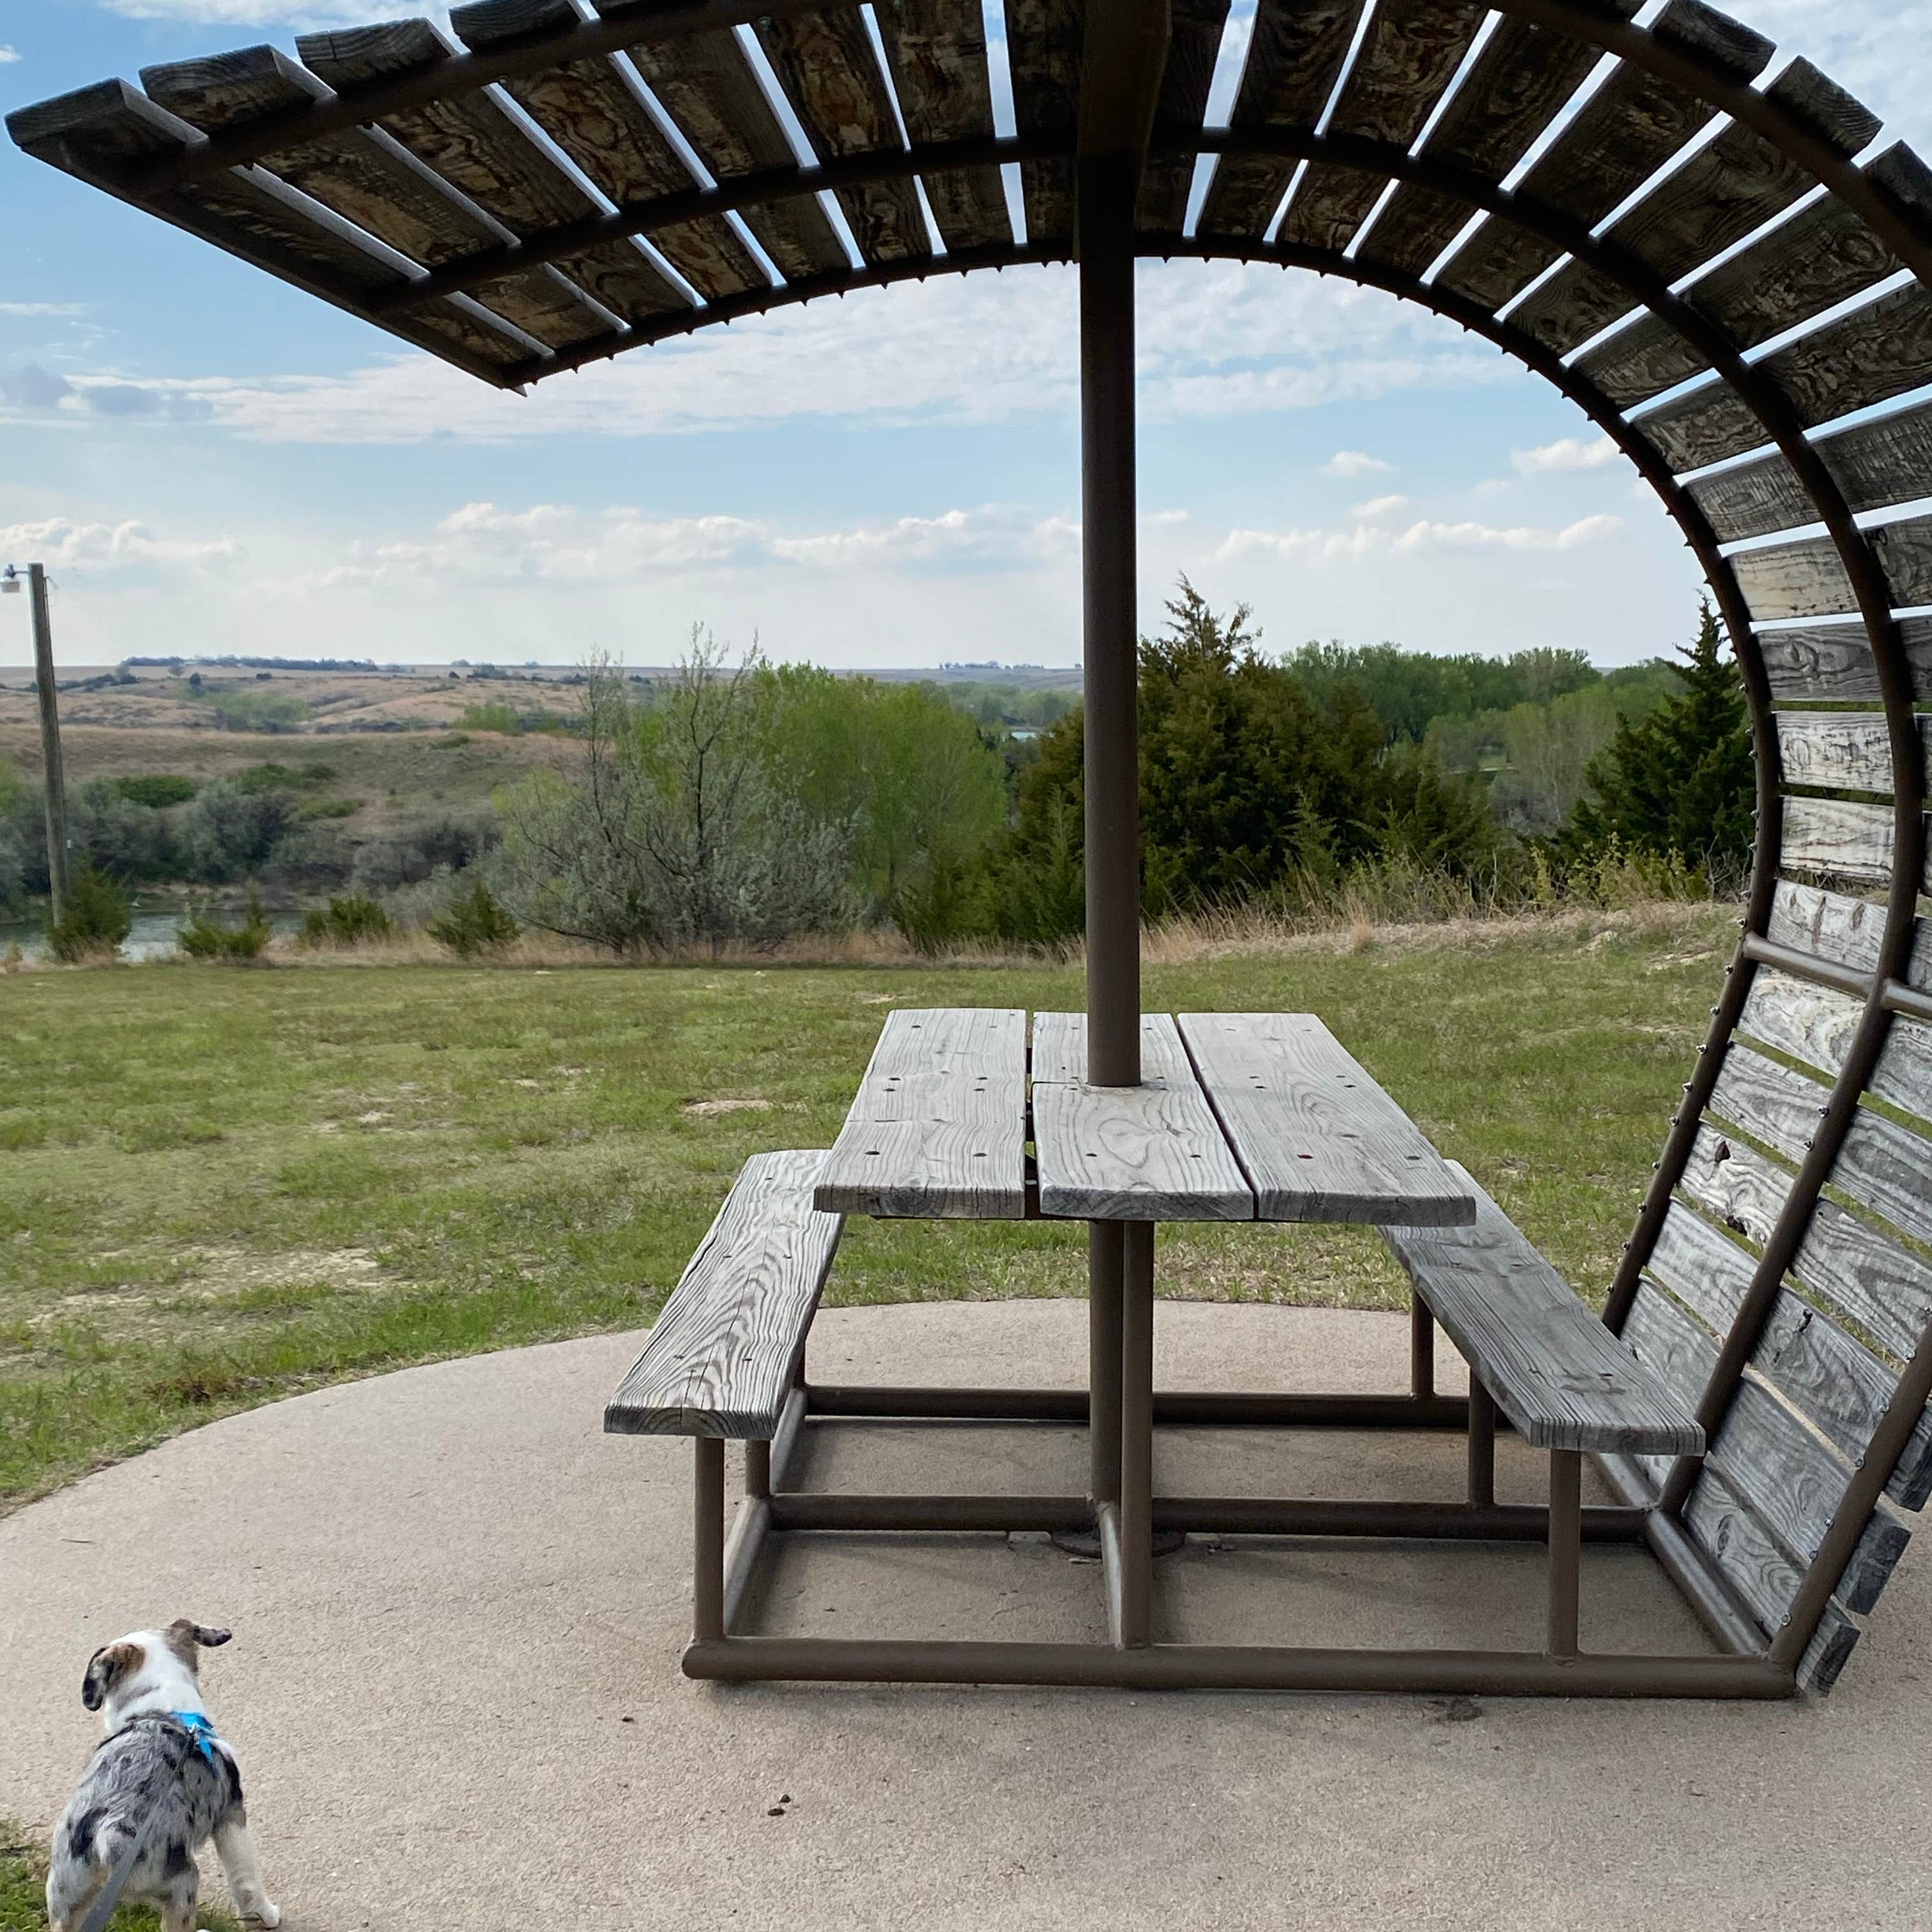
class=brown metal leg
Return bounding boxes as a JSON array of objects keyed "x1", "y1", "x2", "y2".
[
  {"x1": 1411, "y1": 1294, "x2": 1436, "y2": 1399},
  {"x1": 1546, "y1": 1450, "x2": 1582, "y2": 1660},
  {"x1": 1468, "y1": 1381, "x2": 1496, "y2": 1510},
  {"x1": 693, "y1": 1437, "x2": 725, "y2": 1644},
  {"x1": 1089, "y1": 1221, "x2": 1124, "y2": 1506},
  {"x1": 1118, "y1": 1221, "x2": 1155, "y2": 1648},
  {"x1": 745, "y1": 1439, "x2": 771, "y2": 1501}
]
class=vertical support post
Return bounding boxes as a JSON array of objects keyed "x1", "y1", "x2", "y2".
[
  {"x1": 1546, "y1": 1450, "x2": 1582, "y2": 1660},
  {"x1": 29, "y1": 564, "x2": 70, "y2": 928},
  {"x1": 1117, "y1": 1220, "x2": 1155, "y2": 1648},
  {"x1": 1078, "y1": 154, "x2": 1142, "y2": 1092},
  {"x1": 1467, "y1": 1380, "x2": 1496, "y2": 1510},
  {"x1": 745, "y1": 1439, "x2": 771, "y2": 1501},
  {"x1": 693, "y1": 1436, "x2": 725, "y2": 1643},
  {"x1": 1409, "y1": 1296, "x2": 1436, "y2": 1400},
  {"x1": 1088, "y1": 1220, "x2": 1124, "y2": 1506}
]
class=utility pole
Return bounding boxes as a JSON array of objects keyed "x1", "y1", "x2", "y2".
[{"x1": 4, "y1": 562, "x2": 69, "y2": 923}]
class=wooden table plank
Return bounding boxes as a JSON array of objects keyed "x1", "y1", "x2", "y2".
[
  {"x1": 1178, "y1": 1013, "x2": 1473, "y2": 1225},
  {"x1": 815, "y1": 1008, "x2": 1028, "y2": 1218},
  {"x1": 1032, "y1": 1013, "x2": 1254, "y2": 1222}
]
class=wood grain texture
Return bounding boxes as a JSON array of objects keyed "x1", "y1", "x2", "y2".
[
  {"x1": 1647, "y1": 1201, "x2": 1932, "y2": 1510},
  {"x1": 1138, "y1": 0, "x2": 1229, "y2": 233},
  {"x1": 1197, "y1": 0, "x2": 1363, "y2": 239},
  {"x1": 452, "y1": 0, "x2": 767, "y2": 300},
  {"x1": 755, "y1": 8, "x2": 930, "y2": 265},
  {"x1": 1382, "y1": 1165, "x2": 1703, "y2": 1453},
  {"x1": 1275, "y1": 0, "x2": 1485, "y2": 255},
  {"x1": 816, "y1": 1008, "x2": 1028, "y2": 1218},
  {"x1": 1741, "y1": 963, "x2": 1868, "y2": 1075},
  {"x1": 1706, "y1": 1372, "x2": 1910, "y2": 1612},
  {"x1": 1358, "y1": 4, "x2": 1637, "y2": 277},
  {"x1": 1639, "y1": 280, "x2": 1932, "y2": 475},
  {"x1": 1730, "y1": 536, "x2": 1857, "y2": 625},
  {"x1": 1780, "y1": 795, "x2": 1904, "y2": 887},
  {"x1": 1436, "y1": 3, "x2": 1773, "y2": 315},
  {"x1": 1691, "y1": 400, "x2": 1932, "y2": 545},
  {"x1": 1512, "y1": 60, "x2": 1876, "y2": 360},
  {"x1": 874, "y1": 0, "x2": 1011, "y2": 250},
  {"x1": 1179, "y1": 1012, "x2": 1473, "y2": 1225},
  {"x1": 1764, "y1": 879, "x2": 1892, "y2": 978},
  {"x1": 1002, "y1": 0, "x2": 1081, "y2": 248},
  {"x1": 614, "y1": 17, "x2": 850, "y2": 280},
  {"x1": 1759, "y1": 617, "x2": 1932, "y2": 703},
  {"x1": 1032, "y1": 1012, "x2": 1254, "y2": 1221},
  {"x1": 604, "y1": 1149, "x2": 843, "y2": 1438},
  {"x1": 1708, "y1": 1040, "x2": 1833, "y2": 1165},
  {"x1": 1872, "y1": 1015, "x2": 1932, "y2": 1131},
  {"x1": 1775, "y1": 712, "x2": 1908, "y2": 798},
  {"x1": 1682, "y1": 1121, "x2": 1932, "y2": 1365}
]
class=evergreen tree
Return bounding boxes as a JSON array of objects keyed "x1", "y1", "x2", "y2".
[{"x1": 1565, "y1": 602, "x2": 1754, "y2": 880}]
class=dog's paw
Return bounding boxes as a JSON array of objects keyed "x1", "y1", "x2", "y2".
[{"x1": 243, "y1": 1905, "x2": 282, "y2": 1928}]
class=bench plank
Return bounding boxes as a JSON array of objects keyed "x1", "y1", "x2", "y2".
[
  {"x1": 1032, "y1": 1012, "x2": 1254, "y2": 1221},
  {"x1": 1382, "y1": 1164, "x2": 1703, "y2": 1454},
  {"x1": 606, "y1": 1149, "x2": 843, "y2": 1439},
  {"x1": 816, "y1": 1008, "x2": 1028, "y2": 1218},
  {"x1": 1180, "y1": 1013, "x2": 1473, "y2": 1225}
]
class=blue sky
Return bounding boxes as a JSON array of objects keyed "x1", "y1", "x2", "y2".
[{"x1": 2, "y1": 0, "x2": 1926, "y2": 670}]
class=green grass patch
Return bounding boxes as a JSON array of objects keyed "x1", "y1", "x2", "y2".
[
  {"x1": 0, "y1": 1821, "x2": 241, "y2": 1931},
  {"x1": 0, "y1": 905, "x2": 1733, "y2": 1512}
]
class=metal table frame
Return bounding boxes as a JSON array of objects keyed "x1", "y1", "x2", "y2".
[{"x1": 683, "y1": 1257, "x2": 1794, "y2": 1698}]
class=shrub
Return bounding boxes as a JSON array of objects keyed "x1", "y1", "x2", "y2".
[
  {"x1": 70, "y1": 778, "x2": 175, "y2": 880},
  {"x1": 300, "y1": 894, "x2": 395, "y2": 947},
  {"x1": 114, "y1": 773, "x2": 199, "y2": 808},
  {"x1": 178, "y1": 779, "x2": 295, "y2": 880},
  {"x1": 427, "y1": 879, "x2": 520, "y2": 958},
  {"x1": 47, "y1": 863, "x2": 132, "y2": 962},
  {"x1": 234, "y1": 760, "x2": 334, "y2": 794},
  {"x1": 349, "y1": 811, "x2": 498, "y2": 891},
  {"x1": 177, "y1": 895, "x2": 273, "y2": 962},
  {"x1": 296, "y1": 797, "x2": 362, "y2": 821},
  {"x1": 188, "y1": 687, "x2": 310, "y2": 733}
]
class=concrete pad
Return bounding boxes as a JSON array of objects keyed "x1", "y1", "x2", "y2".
[{"x1": 3, "y1": 1300, "x2": 1929, "y2": 1931}]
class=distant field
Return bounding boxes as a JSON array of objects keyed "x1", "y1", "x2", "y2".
[{"x1": 0, "y1": 902, "x2": 1733, "y2": 1512}]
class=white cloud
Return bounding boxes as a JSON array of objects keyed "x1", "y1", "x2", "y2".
[
  {"x1": 0, "y1": 45, "x2": 20, "y2": 64},
  {"x1": 96, "y1": 0, "x2": 380, "y2": 22},
  {"x1": 1512, "y1": 435, "x2": 1620, "y2": 475},
  {"x1": 1351, "y1": 494, "x2": 1410, "y2": 520},
  {"x1": 1217, "y1": 512, "x2": 1622, "y2": 564},
  {"x1": 0, "y1": 516, "x2": 238, "y2": 573},
  {"x1": 1322, "y1": 450, "x2": 1395, "y2": 479},
  {"x1": 0, "y1": 302, "x2": 86, "y2": 318},
  {"x1": 0, "y1": 263, "x2": 1506, "y2": 445}
]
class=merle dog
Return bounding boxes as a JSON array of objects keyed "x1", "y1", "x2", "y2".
[{"x1": 46, "y1": 1620, "x2": 280, "y2": 1932}]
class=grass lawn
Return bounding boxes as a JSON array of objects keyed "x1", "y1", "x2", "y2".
[
  {"x1": 0, "y1": 1827, "x2": 241, "y2": 1932},
  {"x1": 0, "y1": 903, "x2": 1734, "y2": 1514}
]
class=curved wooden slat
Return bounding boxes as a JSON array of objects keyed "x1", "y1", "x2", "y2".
[
  {"x1": 604, "y1": 6, "x2": 850, "y2": 280},
  {"x1": 1197, "y1": 0, "x2": 1363, "y2": 240},
  {"x1": 1781, "y1": 795, "x2": 1908, "y2": 886},
  {"x1": 874, "y1": 0, "x2": 1013, "y2": 251},
  {"x1": 1358, "y1": 2, "x2": 1639, "y2": 277},
  {"x1": 1763, "y1": 879, "x2": 1894, "y2": 978},
  {"x1": 451, "y1": 0, "x2": 767, "y2": 301},
  {"x1": 1434, "y1": 0, "x2": 1774, "y2": 314},
  {"x1": 1510, "y1": 59, "x2": 1878, "y2": 359},
  {"x1": 1758, "y1": 615, "x2": 1932, "y2": 703},
  {"x1": 754, "y1": 8, "x2": 930, "y2": 265},
  {"x1": 1003, "y1": 0, "x2": 1082, "y2": 249},
  {"x1": 1772, "y1": 712, "x2": 1901, "y2": 797},
  {"x1": 1275, "y1": 0, "x2": 1486, "y2": 255}
]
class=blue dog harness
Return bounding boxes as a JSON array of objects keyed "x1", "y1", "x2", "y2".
[{"x1": 169, "y1": 1709, "x2": 222, "y2": 1765}]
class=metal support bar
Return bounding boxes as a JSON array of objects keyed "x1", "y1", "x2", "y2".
[
  {"x1": 767, "y1": 1493, "x2": 1092, "y2": 1533},
  {"x1": 1097, "y1": 1501, "x2": 1125, "y2": 1649},
  {"x1": 683, "y1": 1637, "x2": 1794, "y2": 1698},
  {"x1": 769, "y1": 1384, "x2": 808, "y2": 1492},
  {"x1": 1118, "y1": 1223, "x2": 1155, "y2": 1646},
  {"x1": 744, "y1": 1439, "x2": 770, "y2": 1501},
  {"x1": 1410, "y1": 1296, "x2": 1436, "y2": 1399},
  {"x1": 693, "y1": 1437, "x2": 724, "y2": 1644},
  {"x1": 1468, "y1": 1381, "x2": 1496, "y2": 1511},
  {"x1": 721, "y1": 1496, "x2": 770, "y2": 1635},
  {"x1": 1149, "y1": 1498, "x2": 1645, "y2": 1542},
  {"x1": 1546, "y1": 1452, "x2": 1583, "y2": 1661},
  {"x1": 1089, "y1": 1222, "x2": 1124, "y2": 1504},
  {"x1": 803, "y1": 1385, "x2": 1475, "y2": 1429},
  {"x1": 1741, "y1": 931, "x2": 1874, "y2": 1003}
]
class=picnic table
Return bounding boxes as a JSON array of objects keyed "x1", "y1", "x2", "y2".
[{"x1": 609, "y1": 1008, "x2": 1729, "y2": 1696}]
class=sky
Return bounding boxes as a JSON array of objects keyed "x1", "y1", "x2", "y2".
[{"x1": 2, "y1": 0, "x2": 1928, "y2": 671}]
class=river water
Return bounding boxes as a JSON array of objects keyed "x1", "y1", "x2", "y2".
[{"x1": 0, "y1": 905, "x2": 305, "y2": 963}]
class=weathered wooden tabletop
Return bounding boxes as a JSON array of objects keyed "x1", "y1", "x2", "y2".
[{"x1": 813, "y1": 1008, "x2": 1475, "y2": 1228}]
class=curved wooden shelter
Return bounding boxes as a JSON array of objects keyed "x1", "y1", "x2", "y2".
[{"x1": 15, "y1": 0, "x2": 1932, "y2": 1697}]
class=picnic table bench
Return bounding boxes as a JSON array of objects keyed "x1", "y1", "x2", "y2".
[{"x1": 607, "y1": 1009, "x2": 1731, "y2": 1695}]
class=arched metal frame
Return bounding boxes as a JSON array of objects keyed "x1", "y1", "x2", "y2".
[{"x1": 13, "y1": 0, "x2": 1932, "y2": 1692}]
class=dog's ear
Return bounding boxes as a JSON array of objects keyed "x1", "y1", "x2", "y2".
[
  {"x1": 165, "y1": 1619, "x2": 232, "y2": 1666},
  {"x1": 82, "y1": 1641, "x2": 143, "y2": 1712}
]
